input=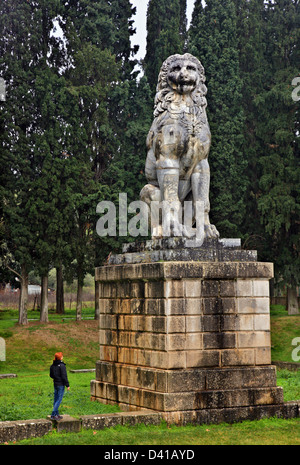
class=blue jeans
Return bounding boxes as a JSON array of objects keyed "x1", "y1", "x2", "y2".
[{"x1": 52, "y1": 385, "x2": 65, "y2": 416}]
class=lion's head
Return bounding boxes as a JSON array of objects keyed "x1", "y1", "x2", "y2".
[{"x1": 153, "y1": 53, "x2": 208, "y2": 117}]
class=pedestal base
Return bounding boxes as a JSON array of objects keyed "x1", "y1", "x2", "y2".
[
  {"x1": 91, "y1": 364, "x2": 283, "y2": 412},
  {"x1": 92, "y1": 239, "x2": 285, "y2": 418}
]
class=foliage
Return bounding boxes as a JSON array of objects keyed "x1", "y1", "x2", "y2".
[
  {"x1": 144, "y1": 0, "x2": 187, "y2": 94},
  {"x1": 188, "y1": 0, "x2": 247, "y2": 238}
]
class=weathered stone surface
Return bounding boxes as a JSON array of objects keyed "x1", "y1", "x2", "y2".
[
  {"x1": 0, "y1": 419, "x2": 52, "y2": 444},
  {"x1": 95, "y1": 260, "x2": 273, "y2": 282},
  {"x1": 95, "y1": 362, "x2": 279, "y2": 393},
  {"x1": 93, "y1": 251, "x2": 281, "y2": 418},
  {"x1": 91, "y1": 379, "x2": 284, "y2": 412},
  {"x1": 109, "y1": 238, "x2": 257, "y2": 265}
]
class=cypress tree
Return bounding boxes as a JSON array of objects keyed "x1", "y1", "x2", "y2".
[
  {"x1": 0, "y1": 0, "x2": 66, "y2": 323},
  {"x1": 188, "y1": 0, "x2": 247, "y2": 238},
  {"x1": 144, "y1": 0, "x2": 187, "y2": 93},
  {"x1": 253, "y1": 0, "x2": 300, "y2": 312}
]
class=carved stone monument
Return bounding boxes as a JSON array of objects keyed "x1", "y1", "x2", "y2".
[
  {"x1": 140, "y1": 53, "x2": 218, "y2": 240},
  {"x1": 91, "y1": 54, "x2": 298, "y2": 424}
]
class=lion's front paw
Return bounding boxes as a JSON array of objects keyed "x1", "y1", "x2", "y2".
[{"x1": 204, "y1": 223, "x2": 220, "y2": 239}]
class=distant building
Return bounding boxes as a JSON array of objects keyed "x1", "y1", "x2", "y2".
[{"x1": 28, "y1": 285, "x2": 41, "y2": 295}]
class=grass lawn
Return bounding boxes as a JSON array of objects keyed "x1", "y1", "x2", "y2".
[
  {"x1": 0, "y1": 304, "x2": 300, "y2": 445},
  {"x1": 270, "y1": 305, "x2": 300, "y2": 362}
]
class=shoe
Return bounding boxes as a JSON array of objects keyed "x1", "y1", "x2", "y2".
[
  {"x1": 57, "y1": 415, "x2": 63, "y2": 420},
  {"x1": 50, "y1": 415, "x2": 61, "y2": 421}
]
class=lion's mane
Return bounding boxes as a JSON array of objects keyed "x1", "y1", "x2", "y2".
[{"x1": 153, "y1": 53, "x2": 208, "y2": 118}]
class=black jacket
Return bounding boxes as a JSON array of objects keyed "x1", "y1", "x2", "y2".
[{"x1": 50, "y1": 360, "x2": 69, "y2": 387}]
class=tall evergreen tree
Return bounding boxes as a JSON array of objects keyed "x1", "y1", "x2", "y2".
[
  {"x1": 144, "y1": 0, "x2": 187, "y2": 93},
  {"x1": 252, "y1": 0, "x2": 300, "y2": 312},
  {"x1": 61, "y1": 0, "x2": 139, "y2": 315},
  {"x1": 233, "y1": 0, "x2": 268, "y2": 250},
  {"x1": 0, "y1": 0, "x2": 67, "y2": 323},
  {"x1": 188, "y1": 0, "x2": 247, "y2": 238}
]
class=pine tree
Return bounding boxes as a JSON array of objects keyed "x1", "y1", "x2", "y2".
[
  {"x1": 188, "y1": 0, "x2": 247, "y2": 238},
  {"x1": 253, "y1": 0, "x2": 300, "y2": 312},
  {"x1": 144, "y1": 0, "x2": 187, "y2": 93},
  {"x1": 0, "y1": 0, "x2": 66, "y2": 323},
  {"x1": 61, "y1": 0, "x2": 138, "y2": 316}
]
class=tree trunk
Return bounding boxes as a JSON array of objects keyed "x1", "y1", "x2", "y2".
[
  {"x1": 18, "y1": 265, "x2": 28, "y2": 325},
  {"x1": 287, "y1": 286, "x2": 299, "y2": 315},
  {"x1": 94, "y1": 280, "x2": 100, "y2": 320},
  {"x1": 56, "y1": 265, "x2": 65, "y2": 314},
  {"x1": 76, "y1": 280, "x2": 83, "y2": 321},
  {"x1": 40, "y1": 274, "x2": 49, "y2": 323}
]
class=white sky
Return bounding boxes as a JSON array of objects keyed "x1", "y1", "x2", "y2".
[{"x1": 130, "y1": 0, "x2": 196, "y2": 59}]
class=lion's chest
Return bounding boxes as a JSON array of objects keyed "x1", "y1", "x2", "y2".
[{"x1": 155, "y1": 106, "x2": 208, "y2": 169}]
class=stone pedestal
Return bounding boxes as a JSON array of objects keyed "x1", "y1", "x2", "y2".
[{"x1": 91, "y1": 239, "x2": 285, "y2": 418}]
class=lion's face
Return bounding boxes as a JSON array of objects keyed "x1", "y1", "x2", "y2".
[{"x1": 167, "y1": 57, "x2": 200, "y2": 95}]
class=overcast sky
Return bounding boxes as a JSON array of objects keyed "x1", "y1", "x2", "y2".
[{"x1": 130, "y1": 0, "x2": 196, "y2": 59}]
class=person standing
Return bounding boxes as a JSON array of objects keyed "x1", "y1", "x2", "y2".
[{"x1": 50, "y1": 352, "x2": 70, "y2": 420}]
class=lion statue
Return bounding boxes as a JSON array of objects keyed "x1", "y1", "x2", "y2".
[{"x1": 140, "y1": 53, "x2": 219, "y2": 239}]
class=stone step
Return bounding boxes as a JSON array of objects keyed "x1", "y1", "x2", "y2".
[
  {"x1": 95, "y1": 362, "x2": 278, "y2": 392},
  {"x1": 91, "y1": 380, "x2": 284, "y2": 412}
]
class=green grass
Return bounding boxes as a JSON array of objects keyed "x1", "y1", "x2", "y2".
[
  {"x1": 270, "y1": 309, "x2": 300, "y2": 362},
  {"x1": 0, "y1": 305, "x2": 300, "y2": 445},
  {"x1": 0, "y1": 306, "x2": 95, "y2": 323},
  {"x1": 10, "y1": 417, "x2": 300, "y2": 445},
  {"x1": 0, "y1": 371, "x2": 120, "y2": 421}
]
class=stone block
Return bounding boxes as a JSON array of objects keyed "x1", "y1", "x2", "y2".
[
  {"x1": 166, "y1": 316, "x2": 185, "y2": 333},
  {"x1": 185, "y1": 280, "x2": 202, "y2": 297},
  {"x1": 237, "y1": 298, "x2": 269, "y2": 314},
  {"x1": 186, "y1": 350, "x2": 220, "y2": 368},
  {"x1": 54, "y1": 415, "x2": 82, "y2": 433},
  {"x1": 254, "y1": 314, "x2": 270, "y2": 331},
  {"x1": 95, "y1": 361, "x2": 120, "y2": 384},
  {"x1": 252, "y1": 280, "x2": 270, "y2": 297},
  {"x1": 252, "y1": 387, "x2": 283, "y2": 406},
  {"x1": 255, "y1": 347, "x2": 271, "y2": 365},
  {"x1": 99, "y1": 314, "x2": 117, "y2": 330},
  {"x1": 99, "y1": 299, "x2": 119, "y2": 315},
  {"x1": 99, "y1": 345, "x2": 118, "y2": 362},
  {"x1": 81, "y1": 414, "x2": 122, "y2": 430},
  {"x1": 203, "y1": 332, "x2": 236, "y2": 349},
  {"x1": 219, "y1": 280, "x2": 236, "y2": 296},
  {"x1": 237, "y1": 315, "x2": 254, "y2": 331},
  {"x1": 145, "y1": 281, "x2": 165, "y2": 298},
  {"x1": 185, "y1": 298, "x2": 202, "y2": 315},
  {"x1": 130, "y1": 299, "x2": 144, "y2": 314},
  {"x1": 196, "y1": 387, "x2": 283, "y2": 410},
  {"x1": 144, "y1": 299, "x2": 166, "y2": 315},
  {"x1": 167, "y1": 369, "x2": 206, "y2": 392},
  {"x1": 237, "y1": 331, "x2": 270, "y2": 348},
  {"x1": 203, "y1": 297, "x2": 236, "y2": 315},
  {"x1": 221, "y1": 349, "x2": 255, "y2": 366},
  {"x1": 202, "y1": 280, "x2": 219, "y2": 296},
  {"x1": 186, "y1": 333, "x2": 203, "y2": 350},
  {"x1": 185, "y1": 315, "x2": 202, "y2": 332},
  {"x1": 202, "y1": 315, "x2": 220, "y2": 332},
  {"x1": 220, "y1": 314, "x2": 239, "y2": 331},
  {"x1": 165, "y1": 280, "x2": 185, "y2": 298},
  {"x1": 236, "y1": 279, "x2": 252, "y2": 297},
  {"x1": 204, "y1": 366, "x2": 277, "y2": 390}
]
